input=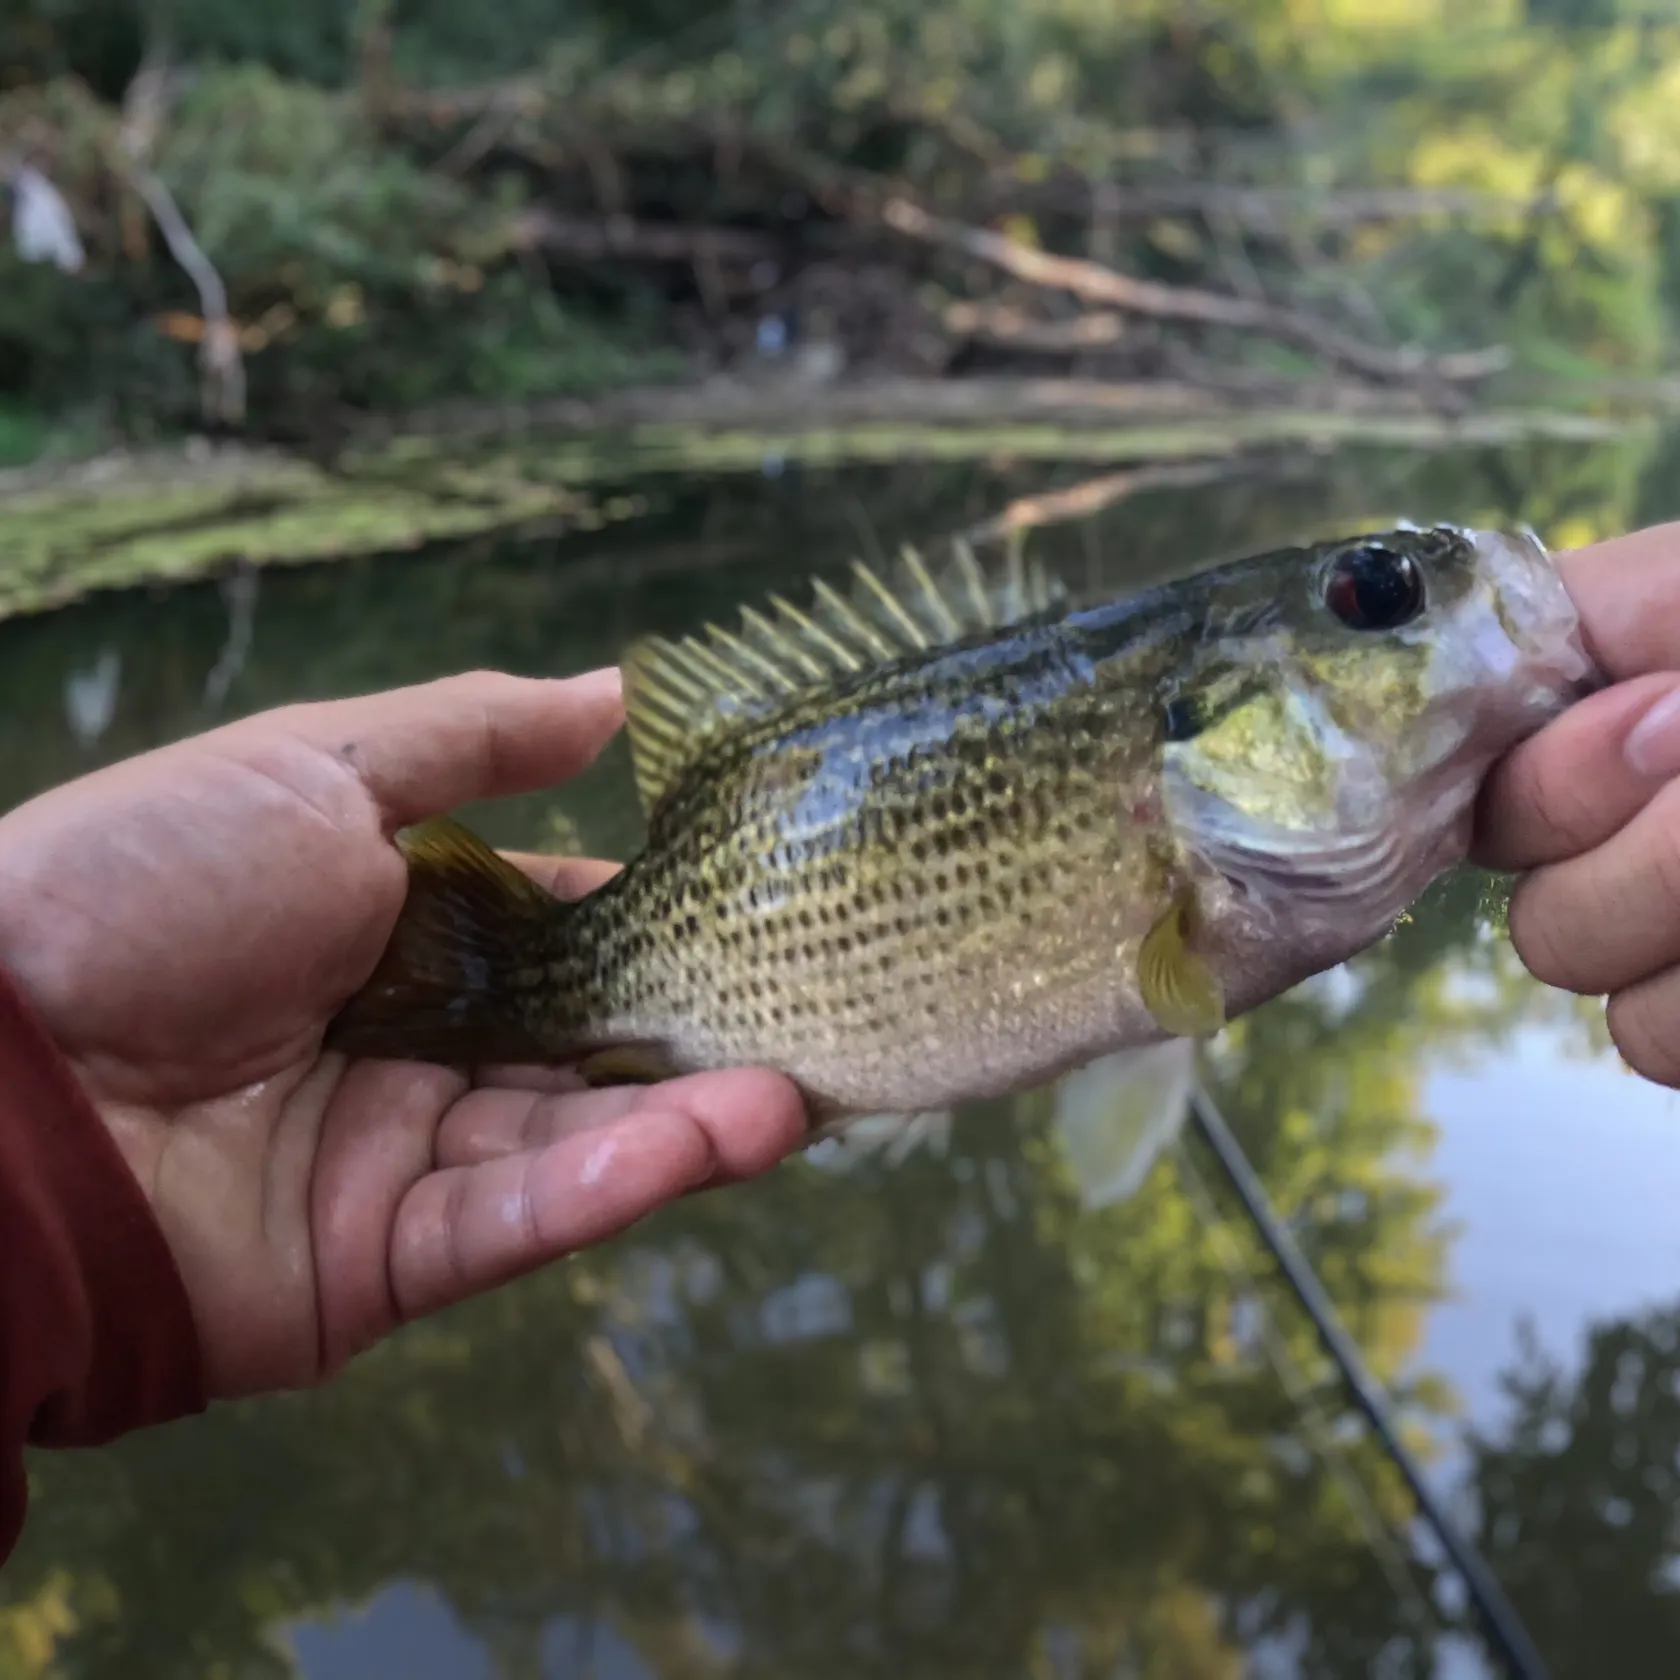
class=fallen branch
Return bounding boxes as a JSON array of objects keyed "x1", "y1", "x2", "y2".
[
  {"x1": 1155, "y1": 339, "x2": 1509, "y2": 401},
  {"x1": 391, "y1": 75, "x2": 1523, "y2": 231},
  {"x1": 988, "y1": 179, "x2": 1542, "y2": 235},
  {"x1": 963, "y1": 458, "x2": 1268, "y2": 544},
  {"x1": 943, "y1": 300, "x2": 1128, "y2": 354},
  {"x1": 881, "y1": 196, "x2": 1499, "y2": 389}
]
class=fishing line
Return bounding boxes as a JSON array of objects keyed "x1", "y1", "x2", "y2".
[
  {"x1": 1186, "y1": 1086, "x2": 1549, "y2": 1680},
  {"x1": 1169, "y1": 1133, "x2": 1437, "y2": 1644}
]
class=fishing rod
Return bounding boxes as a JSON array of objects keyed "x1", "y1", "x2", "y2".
[{"x1": 1186, "y1": 1087, "x2": 1549, "y2": 1680}]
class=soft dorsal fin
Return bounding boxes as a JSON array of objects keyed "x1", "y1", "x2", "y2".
[{"x1": 621, "y1": 535, "x2": 1066, "y2": 814}]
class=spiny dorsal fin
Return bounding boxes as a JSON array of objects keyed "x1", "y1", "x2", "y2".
[{"x1": 621, "y1": 535, "x2": 1066, "y2": 814}]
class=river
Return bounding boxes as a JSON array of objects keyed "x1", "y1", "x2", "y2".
[{"x1": 1, "y1": 432, "x2": 1677, "y2": 1678}]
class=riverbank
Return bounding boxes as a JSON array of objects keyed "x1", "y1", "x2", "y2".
[
  {"x1": 8, "y1": 3, "x2": 1680, "y2": 500},
  {"x1": 0, "y1": 370, "x2": 1658, "y2": 623},
  {"x1": 9, "y1": 1, "x2": 1680, "y2": 617}
]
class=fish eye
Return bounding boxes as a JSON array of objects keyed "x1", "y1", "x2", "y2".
[{"x1": 1323, "y1": 542, "x2": 1426, "y2": 631}]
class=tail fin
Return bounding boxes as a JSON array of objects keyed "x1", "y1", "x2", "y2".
[{"x1": 327, "y1": 815, "x2": 568, "y2": 1067}]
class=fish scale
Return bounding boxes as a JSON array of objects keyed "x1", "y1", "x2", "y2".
[
  {"x1": 550, "y1": 606, "x2": 1187, "y2": 1117},
  {"x1": 328, "y1": 523, "x2": 1595, "y2": 1143}
]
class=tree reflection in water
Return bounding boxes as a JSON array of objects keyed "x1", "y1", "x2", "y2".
[
  {"x1": 0, "y1": 437, "x2": 1669, "y2": 1678},
  {"x1": 0, "y1": 862, "x2": 1616, "y2": 1680},
  {"x1": 1471, "y1": 1301, "x2": 1680, "y2": 1680}
]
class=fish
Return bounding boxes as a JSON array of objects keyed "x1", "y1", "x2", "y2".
[{"x1": 327, "y1": 522, "x2": 1596, "y2": 1202}]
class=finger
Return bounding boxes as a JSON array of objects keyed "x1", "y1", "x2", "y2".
[
  {"x1": 1558, "y1": 522, "x2": 1680, "y2": 682},
  {"x1": 501, "y1": 851, "x2": 623, "y2": 900},
  {"x1": 247, "y1": 667, "x2": 626, "y2": 828},
  {"x1": 1607, "y1": 965, "x2": 1680, "y2": 1089},
  {"x1": 310, "y1": 1058, "x2": 471, "y2": 1368},
  {"x1": 389, "y1": 1083, "x2": 805, "y2": 1321},
  {"x1": 1473, "y1": 672, "x2": 1680, "y2": 871},
  {"x1": 1506, "y1": 773, "x2": 1680, "y2": 996},
  {"x1": 438, "y1": 1084, "x2": 645, "y2": 1162},
  {"x1": 435, "y1": 1069, "x2": 807, "y2": 1182},
  {"x1": 390, "y1": 1113, "x2": 712, "y2": 1320}
]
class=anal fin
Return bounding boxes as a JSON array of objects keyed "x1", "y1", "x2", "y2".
[
  {"x1": 803, "y1": 1110, "x2": 954, "y2": 1171},
  {"x1": 1051, "y1": 1041, "x2": 1196, "y2": 1210}
]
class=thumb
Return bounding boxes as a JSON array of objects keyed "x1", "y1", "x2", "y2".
[
  {"x1": 230, "y1": 667, "x2": 627, "y2": 831},
  {"x1": 1473, "y1": 671, "x2": 1680, "y2": 872},
  {"x1": 1485, "y1": 675, "x2": 1680, "y2": 1001}
]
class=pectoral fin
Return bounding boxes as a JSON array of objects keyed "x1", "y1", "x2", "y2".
[{"x1": 1138, "y1": 885, "x2": 1225, "y2": 1039}]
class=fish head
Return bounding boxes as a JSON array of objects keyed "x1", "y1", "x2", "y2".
[{"x1": 1157, "y1": 522, "x2": 1598, "y2": 934}]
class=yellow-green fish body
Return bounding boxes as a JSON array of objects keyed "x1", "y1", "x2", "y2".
[{"x1": 330, "y1": 524, "x2": 1594, "y2": 1135}]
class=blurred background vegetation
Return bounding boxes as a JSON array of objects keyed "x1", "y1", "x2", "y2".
[
  {"x1": 5, "y1": 9, "x2": 1680, "y2": 1670},
  {"x1": 6, "y1": 0, "x2": 1680, "y2": 471}
]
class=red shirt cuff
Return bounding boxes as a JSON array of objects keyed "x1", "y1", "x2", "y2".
[{"x1": 0, "y1": 963, "x2": 206, "y2": 1561}]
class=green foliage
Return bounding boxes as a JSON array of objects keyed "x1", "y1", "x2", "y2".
[
  {"x1": 5, "y1": 0, "x2": 1680, "y2": 462},
  {"x1": 161, "y1": 66, "x2": 464, "y2": 290},
  {"x1": 0, "y1": 403, "x2": 58, "y2": 469},
  {"x1": 0, "y1": 63, "x2": 681, "y2": 443}
]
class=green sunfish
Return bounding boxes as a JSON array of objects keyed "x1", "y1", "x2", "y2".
[{"x1": 328, "y1": 523, "x2": 1595, "y2": 1187}]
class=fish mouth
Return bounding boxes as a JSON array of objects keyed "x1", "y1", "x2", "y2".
[{"x1": 1479, "y1": 524, "x2": 1603, "y2": 697}]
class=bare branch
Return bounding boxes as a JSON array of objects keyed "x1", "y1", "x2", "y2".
[
  {"x1": 943, "y1": 300, "x2": 1128, "y2": 354},
  {"x1": 963, "y1": 459, "x2": 1264, "y2": 544},
  {"x1": 106, "y1": 47, "x2": 246, "y2": 424},
  {"x1": 124, "y1": 164, "x2": 246, "y2": 424},
  {"x1": 116, "y1": 43, "x2": 177, "y2": 165},
  {"x1": 881, "y1": 196, "x2": 1497, "y2": 387}
]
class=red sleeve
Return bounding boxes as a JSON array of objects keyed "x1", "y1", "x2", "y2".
[{"x1": 0, "y1": 965, "x2": 206, "y2": 1563}]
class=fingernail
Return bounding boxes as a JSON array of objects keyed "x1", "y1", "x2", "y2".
[{"x1": 1625, "y1": 686, "x2": 1680, "y2": 777}]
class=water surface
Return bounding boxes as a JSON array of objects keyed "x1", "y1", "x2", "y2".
[{"x1": 2, "y1": 435, "x2": 1678, "y2": 1679}]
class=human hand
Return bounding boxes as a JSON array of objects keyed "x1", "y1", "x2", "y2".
[
  {"x1": 0, "y1": 669, "x2": 807, "y2": 1398},
  {"x1": 1474, "y1": 520, "x2": 1680, "y2": 1084}
]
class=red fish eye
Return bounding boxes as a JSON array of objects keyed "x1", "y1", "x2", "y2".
[{"x1": 1324, "y1": 543, "x2": 1426, "y2": 631}]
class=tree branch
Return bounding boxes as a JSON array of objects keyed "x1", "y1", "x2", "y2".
[{"x1": 881, "y1": 196, "x2": 1501, "y2": 388}]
